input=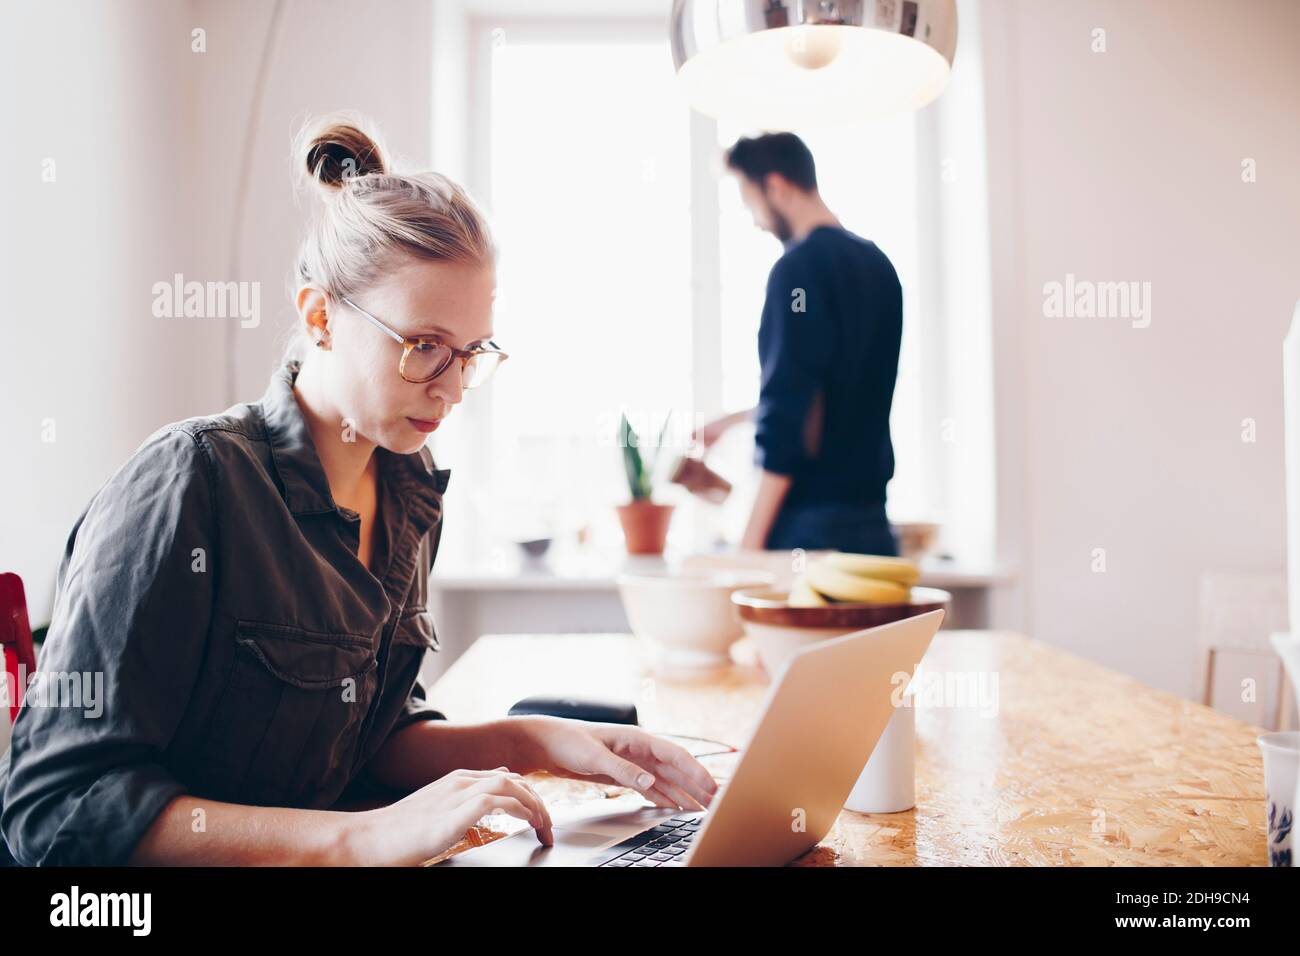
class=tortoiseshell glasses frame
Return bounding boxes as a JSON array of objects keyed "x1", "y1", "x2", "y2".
[{"x1": 340, "y1": 295, "x2": 508, "y2": 388}]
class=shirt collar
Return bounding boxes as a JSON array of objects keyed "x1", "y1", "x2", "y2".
[{"x1": 259, "y1": 360, "x2": 451, "y2": 517}]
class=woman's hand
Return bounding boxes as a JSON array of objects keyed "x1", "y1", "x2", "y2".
[
  {"x1": 509, "y1": 716, "x2": 719, "y2": 811},
  {"x1": 349, "y1": 767, "x2": 554, "y2": 866}
]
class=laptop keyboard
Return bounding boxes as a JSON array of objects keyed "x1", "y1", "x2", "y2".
[{"x1": 597, "y1": 813, "x2": 706, "y2": 867}]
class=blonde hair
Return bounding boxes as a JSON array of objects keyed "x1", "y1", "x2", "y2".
[{"x1": 288, "y1": 114, "x2": 494, "y2": 355}]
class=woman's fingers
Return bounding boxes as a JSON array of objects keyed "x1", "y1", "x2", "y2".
[
  {"x1": 557, "y1": 772, "x2": 699, "y2": 812},
  {"x1": 644, "y1": 736, "x2": 719, "y2": 800},
  {"x1": 498, "y1": 776, "x2": 555, "y2": 840},
  {"x1": 580, "y1": 742, "x2": 659, "y2": 794},
  {"x1": 503, "y1": 776, "x2": 555, "y2": 840},
  {"x1": 642, "y1": 784, "x2": 682, "y2": 810},
  {"x1": 468, "y1": 794, "x2": 553, "y2": 846},
  {"x1": 607, "y1": 731, "x2": 717, "y2": 807},
  {"x1": 440, "y1": 766, "x2": 523, "y2": 788},
  {"x1": 577, "y1": 728, "x2": 718, "y2": 808},
  {"x1": 532, "y1": 766, "x2": 681, "y2": 811},
  {"x1": 647, "y1": 774, "x2": 707, "y2": 812},
  {"x1": 644, "y1": 758, "x2": 716, "y2": 809},
  {"x1": 466, "y1": 772, "x2": 554, "y2": 843}
]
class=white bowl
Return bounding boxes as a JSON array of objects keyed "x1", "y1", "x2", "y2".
[
  {"x1": 616, "y1": 569, "x2": 774, "y2": 674},
  {"x1": 740, "y1": 621, "x2": 863, "y2": 678},
  {"x1": 891, "y1": 522, "x2": 941, "y2": 561}
]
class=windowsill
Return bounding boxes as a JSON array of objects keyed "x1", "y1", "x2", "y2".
[{"x1": 431, "y1": 539, "x2": 1015, "y2": 592}]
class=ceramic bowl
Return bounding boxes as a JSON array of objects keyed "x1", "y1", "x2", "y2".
[
  {"x1": 617, "y1": 569, "x2": 775, "y2": 674},
  {"x1": 891, "y1": 522, "x2": 941, "y2": 561},
  {"x1": 515, "y1": 537, "x2": 553, "y2": 559}
]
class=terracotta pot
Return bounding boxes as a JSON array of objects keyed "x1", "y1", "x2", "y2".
[{"x1": 616, "y1": 500, "x2": 675, "y2": 555}]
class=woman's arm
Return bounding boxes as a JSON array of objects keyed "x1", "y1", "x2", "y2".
[
  {"x1": 131, "y1": 764, "x2": 556, "y2": 867},
  {"x1": 128, "y1": 795, "x2": 361, "y2": 866},
  {"x1": 366, "y1": 715, "x2": 718, "y2": 813},
  {"x1": 0, "y1": 428, "x2": 217, "y2": 866},
  {"x1": 363, "y1": 717, "x2": 533, "y2": 793}
]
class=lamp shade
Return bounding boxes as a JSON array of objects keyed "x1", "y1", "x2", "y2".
[{"x1": 670, "y1": 0, "x2": 958, "y2": 129}]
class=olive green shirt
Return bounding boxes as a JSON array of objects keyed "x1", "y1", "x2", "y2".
[{"x1": 0, "y1": 360, "x2": 451, "y2": 865}]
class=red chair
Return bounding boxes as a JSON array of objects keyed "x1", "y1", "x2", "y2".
[{"x1": 1, "y1": 574, "x2": 37, "y2": 726}]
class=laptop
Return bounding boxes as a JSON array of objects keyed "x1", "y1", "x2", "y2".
[{"x1": 439, "y1": 608, "x2": 944, "y2": 867}]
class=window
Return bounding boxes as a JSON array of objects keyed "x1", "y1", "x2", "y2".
[
  {"x1": 439, "y1": 22, "x2": 698, "y2": 558},
  {"x1": 440, "y1": 17, "x2": 950, "y2": 563},
  {"x1": 713, "y1": 114, "x2": 930, "y2": 525}
]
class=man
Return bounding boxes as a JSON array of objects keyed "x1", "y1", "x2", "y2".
[{"x1": 699, "y1": 132, "x2": 903, "y2": 555}]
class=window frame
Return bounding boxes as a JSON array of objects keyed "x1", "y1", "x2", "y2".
[{"x1": 454, "y1": 12, "x2": 966, "y2": 558}]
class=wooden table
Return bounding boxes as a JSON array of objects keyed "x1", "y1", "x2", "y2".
[
  {"x1": 427, "y1": 550, "x2": 1011, "y2": 681},
  {"x1": 426, "y1": 630, "x2": 1269, "y2": 866}
]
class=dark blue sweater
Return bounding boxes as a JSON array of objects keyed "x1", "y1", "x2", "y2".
[{"x1": 753, "y1": 225, "x2": 902, "y2": 510}]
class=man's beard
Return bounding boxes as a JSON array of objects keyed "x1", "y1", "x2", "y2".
[{"x1": 770, "y1": 208, "x2": 793, "y2": 243}]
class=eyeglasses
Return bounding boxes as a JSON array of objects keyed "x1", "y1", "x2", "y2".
[{"x1": 340, "y1": 296, "x2": 508, "y2": 388}]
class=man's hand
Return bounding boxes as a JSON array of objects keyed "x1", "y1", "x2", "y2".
[
  {"x1": 693, "y1": 408, "x2": 754, "y2": 449},
  {"x1": 509, "y1": 715, "x2": 718, "y2": 811}
]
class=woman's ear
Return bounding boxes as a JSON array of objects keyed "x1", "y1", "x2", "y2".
[{"x1": 295, "y1": 286, "x2": 332, "y2": 349}]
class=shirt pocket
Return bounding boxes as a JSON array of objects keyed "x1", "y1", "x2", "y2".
[
  {"x1": 392, "y1": 605, "x2": 439, "y2": 653},
  {"x1": 200, "y1": 620, "x2": 378, "y2": 807}
]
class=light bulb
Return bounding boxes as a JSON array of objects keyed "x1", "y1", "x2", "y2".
[{"x1": 784, "y1": 26, "x2": 842, "y2": 70}]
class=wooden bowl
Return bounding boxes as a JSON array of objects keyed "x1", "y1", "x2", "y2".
[
  {"x1": 730, "y1": 586, "x2": 951, "y2": 677},
  {"x1": 731, "y1": 586, "x2": 951, "y2": 627}
]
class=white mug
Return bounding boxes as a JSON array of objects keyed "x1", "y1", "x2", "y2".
[
  {"x1": 845, "y1": 694, "x2": 916, "y2": 813},
  {"x1": 1257, "y1": 731, "x2": 1298, "y2": 867}
]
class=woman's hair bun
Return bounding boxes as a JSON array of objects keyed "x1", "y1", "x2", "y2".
[{"x1": 300, "y1": 117, "x2": 387, "y2": 190}]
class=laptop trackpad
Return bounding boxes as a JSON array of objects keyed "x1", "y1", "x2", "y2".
[
  {"x1": 440, "y1": 806, "x2": 683, "y2": 866},
  {"x1": 458, "y1": 828, "x2": 617, "y2": 867},
  {"x1": 557, "y1": 806, "x2": 682, "y2": 838}
]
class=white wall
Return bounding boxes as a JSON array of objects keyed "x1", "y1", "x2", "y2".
[
  {"x1": 980, "y1": 0, "x2": 1300, "y2": 710},
  {"x1": 0, "y1": 0, "x2": 218, "y2": 622},
  {"x1": 190, "y1": 0, "x2": 437, "y2": 403},
  {"x1": 0, "y1": 0, "x2": 437, "y2": 624},
  {"x1": 918, "y1": 0, "x2": 999, "y2": 580}
]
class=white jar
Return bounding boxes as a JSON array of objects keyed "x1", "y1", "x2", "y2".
[{"x1": 845, "y1": 691, "x2": 916, "y2": 814}]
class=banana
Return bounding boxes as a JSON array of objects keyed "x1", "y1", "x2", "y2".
[
  {"x1": 788, "y1": 575, "x2": 829, "y2": 607},
  {"x1": 804, "y1": 560, "x2": 911, "y2": 605},
  {"x1": 819, "y1": 552, "x2": 920, "y2": 587}
]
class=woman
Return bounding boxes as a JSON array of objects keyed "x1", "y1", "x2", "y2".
[{"x1": 0, "y1": 117, "x2": 716, "y2": 866}]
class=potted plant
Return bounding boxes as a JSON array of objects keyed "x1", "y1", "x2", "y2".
[{"x1": 615, "y1": 412, "x2": 675, "y2": 555}]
